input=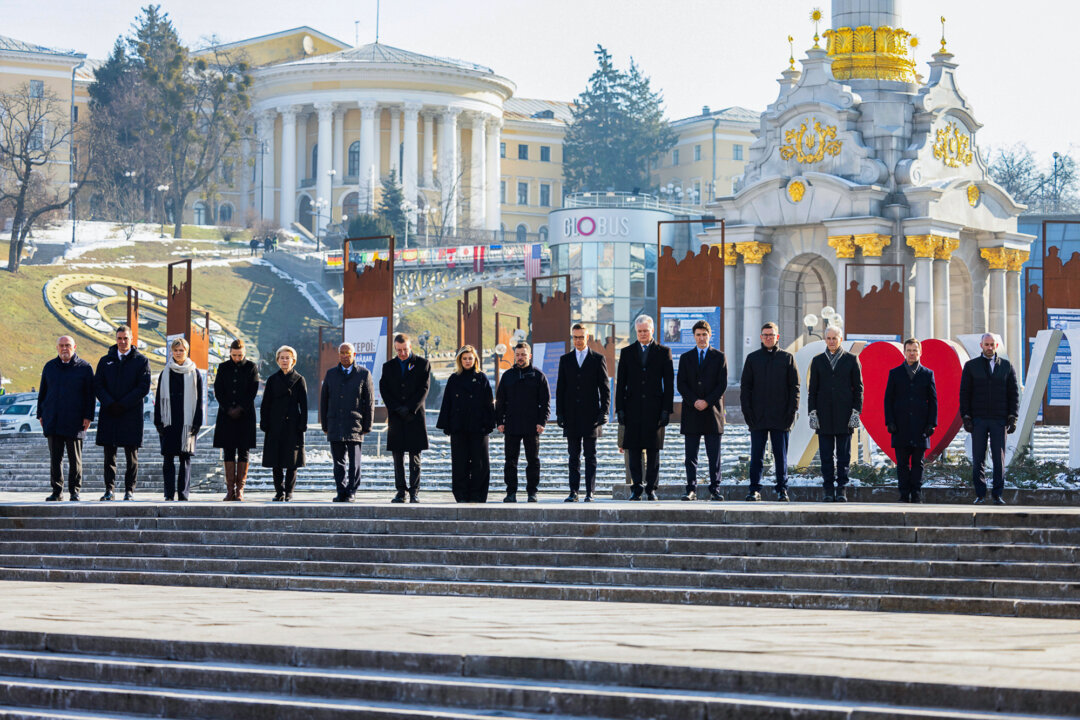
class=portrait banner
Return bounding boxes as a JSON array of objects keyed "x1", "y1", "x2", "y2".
[
  {"x1": 344, "y1": 316, "x2": 389, "y2": 408},
  {"x1": 660, "y1": 305, "x2": 722, "y2": 403}
]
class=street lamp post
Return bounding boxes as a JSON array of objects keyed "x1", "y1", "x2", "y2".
[
  {"x1": 155, "y1": 184, "x2": 170, "y2": 238},
  {"x1": 68, "y1": 182, "x2": 78, "y2": 244},
  {"x1": 314, "y1": 197, "x2": 328, "y2": 252},
  {"x1": 1052, "y1": 151, "x2": 1062, "y2": 213},
  {"x1": 401, "y1": 200, "x2": 416, "y2": 250}
]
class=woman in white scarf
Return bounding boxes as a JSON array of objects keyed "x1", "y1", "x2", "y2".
[{"x1": 154, "y1": 338, "x2": 203, "y2": 500}]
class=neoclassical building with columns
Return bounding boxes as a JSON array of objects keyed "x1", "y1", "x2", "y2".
[{"x1": 702, "y1": 0, "x2": 1031, "y2": 381}]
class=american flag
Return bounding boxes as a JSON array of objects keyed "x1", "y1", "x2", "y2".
[
  {"x1": 525, "y1": 243, "x2": 542, "y2": 280},
  {"x1": 473, "y1": 245, "x2": 485, "y2": 273}
]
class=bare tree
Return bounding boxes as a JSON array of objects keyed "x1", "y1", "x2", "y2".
[{"x1": 987, "y1": 143, "x2": 1079, "y2": 213}]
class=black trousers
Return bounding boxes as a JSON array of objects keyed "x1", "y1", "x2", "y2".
[
  {"x1": 819, "y1": 433, "x2": 852, "y2": 488},
  {"x1": 567, "y1": 435, "x2": 597, "y2": 496},
  {"x1": 330, "y1": 441, "x2": 363, "y2": 498},
  {"x1": 103, "y1": 445, "x2": 139, "y2": 493},
  {"x1": 627, "y1": 448, "x2": 661, "y2": 493},
  {"x1": 684, "y1": 433, "x2": 721, "y2": 493},
  {"x1": 272, "y1": 467, "x2": 298, "y2": 496},
  {"x1": 162, "y1": 454, "x2": 192, "y2": 500},
  {"x1": 895, "y1": 446, "x2": 926, "y2": 498},
  {"x1": 971, "y1": 417, "x2": 1006, "y2": 498},
  {"x1": 749, "y1": 429, "x2": 789, "y2": 491},
  {"x1": 450, "y1": 432, "x2": 489, "y2": 502},
  {"x1": 222, "y1": 446, "x2": 250, "y2": 463},
  {"x1": 504, "y1": 434, "x2": 540, "y2": 495},
  {"x1": 393, "y1": 451, "x2": 422, "y2": 494},
  {"x1": 47, "y1": 436, "x2": 82, "y2": 496}
]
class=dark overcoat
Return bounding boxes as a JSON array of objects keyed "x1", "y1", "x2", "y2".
[
  {"x1": 153, "y1": 369, "x2": 204, "y2": 456},
  {"x1": 212, "y1": 358, "x2": 259, "y2": 450},
  {"x1": 555, "y1": 349, "x2": 609, "y2": 438},
  {"x1": 93, "y1": 345, "x2": 151, "y2": 448},
  {"x1": 807, "y1": 350, "x2": 864, "y2": 436},
  {"x1": 495, "y1": 364, "x2": 550, "y2": 436},
  {"x1": 260, "y1": 369, "x2": 307, "y2": 468},
  {"x1": 38, "y1": 354, "x2": 95, "y2": 439},
  {"x1": 740, "y1": 346, "x2": 800, "y2": 431},
  {"x1": 615, "y1": 341, "x2": 674, "y2": 451},
  {"x1": 677, "y1": 346, "x2": 728, "y2": 436},
  {"x1": 379, "y1": 354, "x2": 431, "y2": 453},
  {"x1": 436, "y1": 369, "x2": 495, "y2": 435},
  {"x1": 320, "y1": 363, "x2": 374, "y2": 442},
  {"x1": 883, "y1": 364, "x2": 938, "y2": 449},
  {"x1": 959, "y1": 355, "x2": 1019, "y2": 421}
]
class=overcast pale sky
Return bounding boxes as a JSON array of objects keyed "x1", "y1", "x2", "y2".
[{"x1": 6, "y1": 0, "x2": 1074, "y2": 167}]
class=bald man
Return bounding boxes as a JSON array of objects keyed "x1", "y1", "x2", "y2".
[
  {"x1": 959, "y1": 333, "x2": 1019, "y2": 505},
  {"x1": 38, "y1": 336, "x2": 95, "y2": 501},
  {"x1": 321, "y1": 342, "x2": 374, "y2": 501}
]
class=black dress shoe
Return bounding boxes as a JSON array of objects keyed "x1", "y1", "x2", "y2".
[
  {"x1": 564, "y1": 493, "x2": 578, "y2": 502},
  {"x1": 503, "y1": 494, "x2": 517, "y2": 503},
  {"x1": 681, "y1": 491, "x2": 696, "y2": 501},
  {"x1": 100, "y1": 492, "x2": 114, "y2": 501},
  {"x1": 391, "y1": 491, "x2": 406, "y2": 503},
  {"x1": 345, "y1": 495, "x2": 356, "y2": 503},
  {"x1": 775, "y1": 489, "x2": 790, "y2": 502},
  {"x1": 409, "y1": 493, "x2": 420, "y2": 503},
  {"x1": 283, "y1": 494, "x2": 293, "y2": 502},
  {"x1": 583, "y1": 494, "x2": 593, "y2": 502},
  {"x1": 822, "y1": 493, "x2": 835, "y2": 502},
  {"x1": 992, "y1": 496, "x2": 1006, "y2": 505},
  {"x1": 646, "y1": 491, "x2": 659, "y2": 501},
  {"x1": 910, "y1": 492, "x2": 922, "y2": 504},
  {"x1": 272, "y1": 495, "x2": 284, "y2": 502},
  {"x1": 332, "y1": 495, "x2": 345, "y2": 502},
  {"x1": 123, "y1": 491, "x2": 134, "y2": 501},
  {"x1": 834, "y1": 488, "x2": 847, "y2": 502},
  {"x1": 45, "y1": 493, "x2": 62, "y2": 502},
  {"x1": 69, "y1": 493, "x2": 80, "y2": 501},
  {"x1": 974, "y1": 496, "x2": 986, "y2": 505},
  {"x1": 708, "y1": 489, "x2": 724, "y2": 501},
  {"x1": 164, "y1": 495, "x2": 175, "y2": 502},
  {"x1": 527, "y1": 494, "x2": 538, "y2": 503},
  {"x1": 745, "y1": 491, "x2": 761, "y2": 502},
  {"x1": 628, "y1": 490, "x2": 642, "y2": 501}
]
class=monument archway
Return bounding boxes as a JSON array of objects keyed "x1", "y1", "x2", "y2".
[{"x1": 779, "y1": 253, "x2": 835, "y2": 343}]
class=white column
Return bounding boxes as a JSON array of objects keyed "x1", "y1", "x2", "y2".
[
  {"x1": 257, "y1": 112, "x2": 275, "y2": 222},
  {"x1": 239, "y1": 138, "x2": 250, "y2": 223},
  {"x1": 422, "y1": 112, "x2": 435, "y2": 188},
  {"x1": 358, "y1": 101, "x2": 377, "y2": 214},
  {"x1": 440, "y1": 107, "x2": 461, "y2": 230},
  {"x1": 933, "y1": 257, "x2": 951, "y2": 340},
  {"x1": 724, "y1": 252, "x2": 737, "y2": 385},
  {"x1": 389, "y1": 107, "x2": 401, "y2": 178},
  {"x1": 315, "y1": 102, "x2": 334, "y2": 232},
  {"x1": 278, "y1": 106, "x2": 298, "y2": 229},
  {"x1": 913, "y1": 257, "x2": 935, "y2": 339},
  {"x1": 332, "y1": 108, "x2": 345, "y2": 186},
  {"x1": 402, "y1": 103, "x2": 420, "y2": 203},
  {"x1": 742, "y1": 262, "x2": 762, "y2": 374},
  {"x1": 469, "y1": 113, "x2": 485, "y2": 229},
  {"x1": 988, "y1": 267, "x2": 1007, "y2": 343},
  {"x1": 372, "y1": 106, "x2": 383, "y2": 183},
  {"x1": 485, "y1": 116, "x2": 501, "y2": 231},
  {"x1": 295, "y1": 112, "x2": 307, "y2": 185},
  {"x1": 1006, "y1": 268, "x2": 1022, "y2": 364}
]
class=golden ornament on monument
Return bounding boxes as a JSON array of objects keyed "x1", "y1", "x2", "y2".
[
  {"x1": 787, "y1": 180, "x2": 806, "y2": 202},
  {"x1": 780, "y1": 119, "x2": 842, "y2": 164},
  {"x1": 967, "y1": 184, "x2": 980, "y2": 207},
  {"x1": 932, "y1": 122, "x2": 974, "y2": 168}
]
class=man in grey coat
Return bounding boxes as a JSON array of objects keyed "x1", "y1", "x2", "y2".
[{"x1": 320, "y1": 342, "x2": 374, "y2": 502}]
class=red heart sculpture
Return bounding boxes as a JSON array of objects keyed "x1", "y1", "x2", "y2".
[{"x1": 859, "y1": 340, "x2": 967, "y2": 463}]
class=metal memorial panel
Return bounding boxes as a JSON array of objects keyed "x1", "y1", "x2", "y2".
[{"x1": 844, "y1": 263, "x2": 905, "y2": 342}]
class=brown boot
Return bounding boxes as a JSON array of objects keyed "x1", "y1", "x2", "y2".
[
  {"x1": 223, "y1": 462, "x2": 236, "y2": 501},
  {"x1": 235, "y1": 462, "x2": 248, "y2": 501}
]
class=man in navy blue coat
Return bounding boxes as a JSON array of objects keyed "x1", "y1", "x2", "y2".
[
  {"x1": 94, "y1": 325, "x2": 151, "y2": 501},
  {"x1": 37, "y1": 336, "x2": 95, "y2": 501},
  {"x1": 883, "y1": 338, "x2": 938, "y2": 503}
]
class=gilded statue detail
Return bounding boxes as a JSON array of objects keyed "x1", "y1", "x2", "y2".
[
  {"x1": 933, "y1": 122, "x2": 974, "y2": 168},
  {"x1": 780, "y1": 119, "x2": 843, "y2": 164}
]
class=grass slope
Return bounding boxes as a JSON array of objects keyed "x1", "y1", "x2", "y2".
[{"x1": 396, "y1": 290, "x2": 531, "y2": 354}]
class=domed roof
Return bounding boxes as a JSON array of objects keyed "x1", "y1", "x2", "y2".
[{"x1": 289, "y1": 42, "x2": 494, "y2": 75}]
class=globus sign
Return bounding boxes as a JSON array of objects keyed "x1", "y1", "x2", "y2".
[
  {"x1": 563, "y1": 214, "x2": 630, "y2": 238},
  {"x1": 549, "y1": 207, "x2": 675, "y2": 245}
]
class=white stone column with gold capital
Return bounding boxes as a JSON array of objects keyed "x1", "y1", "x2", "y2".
[
  {"x1": 933, "y1": 237, "x2": 959, "y2": 341},
  {"x1": 736, "y1": 241, "x2": 772, "y2": 373},
  {"x1": 402, "y1": 104, "x2": 420, "y2": 203},
  {"x1": 469, "y1": 113, "x2": 486, "y2": 229},
  {"x1": 907, "y1": 236, "x2": 938, "y2": 339},
  {"x1": 422, "y1": 112, "x2": 435, "y2": 188},
  {"x1": 358, "y1": 101, "x2": 377, "y2": 213},
  {"x1": 982, "y1": 247, "x2": 1009, "y2": 349},
  {"x1": 389, "y1": 107, "x2": 401, "y2": 178},
  {"x1": 723, "y1": 244, "x2": 738, "y2": 385},
  {"x1": 315, "y1": 102, "x2": 334, "y2": 232},
  {"x1": 440, "y1": 107, "x2": 461, "y2": 229},
  {"x1": 332, "y1": 108, "x2": 345, "y2": 187},
  {"x1": 854, "y1": 233, "x2": 891, "y2": 295},
  {"x1": 1005, "y1": 249, "x2": 1028, "y2": 364},
  {"x1": 256, "y1": 112, "x2": 275, "y2": 223},
  {"x1": 485, "y1": 116, "x2": 502, "y2": 231},
  {"x1": 277, "y1": 105, "x2": 299, "y2": 229},
  {"x1": 828, "y1": 235, "x2": 856, "y2": 323}
]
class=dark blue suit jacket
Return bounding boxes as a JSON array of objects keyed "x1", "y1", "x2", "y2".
[{"x1": 883, "y1": 363, "x2": 937, "y2": 449}]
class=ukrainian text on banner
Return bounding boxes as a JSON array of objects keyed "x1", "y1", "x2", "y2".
[
  {"x1": 531, "y1": 341, "x2": 565, "y2": 415},
  {"x1": 1047, "y1": 308, "x2": 1080, "y2": 406},
  {"x1": 344, "y1": 317, "x2": 388, "y2": 407},
  {"x1": 659, "y1": 306, "x2": 722, "y2": 403}
]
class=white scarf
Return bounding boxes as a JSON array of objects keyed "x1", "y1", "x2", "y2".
[{"x1": 159, "y1": 358, "x2": 199, "y2": 453}]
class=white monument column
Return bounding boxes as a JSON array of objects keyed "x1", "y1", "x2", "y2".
[
  {"x1": 422, "y1": 111, "x2": 435, "y2": 188},
  {"x1": 1005, "y1": 249, "x2": 1028, "y2": 364},
  {"x1": 315, "y1": 103, "x2": 334, "y2": 232},
  {"x1": 332, "y1": 108, "x2": 345, "y2": 187},
  {"x1": 907, "y1": 236, "x2": 937, "y2": 339},
  {"x1": 389, "y1": 108, "x2": 401, "y2": 178},
  {"x1": 372, "y1": 106, "x2": 383, "y2": 186},
  {"x1": 257, "y1": 112, "x2": 275, "y2": 222},
  {"x1": 440, "y1": 107, "x2": 461, "y2": 229},
  {"x1": 723, "y1": 244, "x2": 738, "y2": 385},
  {"x1": 238, "y1": 138, "x2": 250, "y2": 222},
  {"x1": 402, "y1": 104, "x2": 420, "y2": 203},
  {"x1": 278, "y1": 106, "x2": 299, "y2": 229},
  {"x1": 933, "y1": 237, "x2": 959, "y2": 341},
  {"x1": 469, "y1": 113, "x2": 486, "y2": 229},
  {"x1": 485, "y1": 116, "x2": 501, "y2": 231},
  {"x1": 295, "y1": 112, "x2": 308, "y2": 185},
  {"x1": 827, "y1": 235, "x2": 856, "y2": 322},
  {"x1": 982, "y1": 247, "x2": 1009, "y2": 347},
  {"x1": 735, "y1": 241, "x2": 771, "y2": 373},
  {"x1": 358, "y1": 101, "x2": 377, "y2": 213}
]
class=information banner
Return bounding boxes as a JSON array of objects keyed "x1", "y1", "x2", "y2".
[
  {"x1": 1046, "y1": 308, "x2": 1080, "y2": 406},
  {"x1": 344, "y1": 316, "x2": 389, "y2": 408},
  {"x1": 531, "y1": 341, "x2": 565, "y2": 415},
  {"x1": 660, "y1": 306, "x2": 722, "y2": 403}
]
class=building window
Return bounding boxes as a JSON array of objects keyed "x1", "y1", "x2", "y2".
[
  {"x1": 311, "y1": 144, "x2": 318, "y2": 178},
  {"x1": 518, "y1": 144, "x2": 528, "y2": 160},
  {"x1": 539, "y1": 226, "x2": 549, "y2": 243},
  {"x1": 28, "y1": 126, "x2": 44, "y2": 152},
  {"x1": 500, "y1": 180, "x2": 506, "y2": 204},
  {"x1": 72, "y1": 106, "x2": 78, "y2": 123},
  {"x1": 219, "y1": 203, "x2": 234, "y2": 223},
  {"x1": 540, "y1": 146, "x2": 551, "y2": 162},
  {"x1": 500, "y1": 142, "x2": 506, "y2": 158},
  {"x1": 193, "y1": 202, "x2": 207, "y2": 225},
  {"x1": 348, "y1": 141, "x2": 360, "y2": 176},
  {"x1": 517, "y1": 181, "x2": 528, "y2": 205},
  {"x1": 672, "y1": 149, "x2": 680, "y2": 166},
  {"x1": 539, "y1": 183, "x2": 551, "y2": 207},
  {"x1": 516, "y1": 224, "x2": 528, "y2": 243},
  {"x1": 733, "y1": 144, "x2": 743, "y2": 160},
  {"x1": 694, "y1": 145, "x2": 701, "y2": 162},
  {"x1": 29, "y1": 80, "x2": 43, "y2": 98}
]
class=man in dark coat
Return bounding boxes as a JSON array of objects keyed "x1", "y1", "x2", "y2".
[
  {"x1": 495, "y1": 342, "x2": 551, "y2": 502},
  {"x1": 380, "y1": 333, "x2": 431, "y2": 503},
  {"x1": 807, "y1": 326, "x2": 863, "y2": 502},
  {"x1": 93, "y1": 325, "x2": 151, "y2": 501},
  {"x1": 960, "y1": 333, "x2": 1020, "y2": 504},
  {"x1": 677, "y1": 320, "x2": 728, "y2": 501},
  {"x1": 320, "y1": 342, "x2": 374, "y2": 502},
  {"x1": 740, "y1": 322, "x2": 800, "y2": 501},
  {"x1": 616, "y1": 315, "x2": 674, "y2": 501},
  {"x1": 884, "y1": 338, "x2": 938, "y2": 503},
  {"x1": 556, "y1": 323, "x2": 609, "y2": 502},
  {"x1": 38, "y1": 336, "x2": 95, "y2": 501}
]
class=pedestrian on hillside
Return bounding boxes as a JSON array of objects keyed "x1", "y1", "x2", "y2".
[
  {"x1": 213, "y1": 339, "x2": 259, "y2": 501},
  {"x1": 960, "y1": 333, "x2": 1019, "y2": 505},
  {"x1": 320, "y1": 342, "x2": 374, "y2": 502},
  {"x1": 556, "y1": 323, "x2": 609, "y2": 502},
  {"x1": 379, "y1": 333, "x2": 431, "y2": 503},
  {"x1": 676, "y1": 320, "x2": 728, "y2": 501},
  {"x1": 249, "y1": 237, "x2": 259, "y2": 256},
  {"x1": 260, "y1": 345, "x2": 307, "y2": 501},
  {"x1": 263, "y1": 235, "x2": 272, "y2": 254},
  {"x1": 154, "y1": 338, "x2": 203, "y2": 501},
  {"x1": 615, "y1": 315, "x2": 674, "y2": 501},
  {"x1": 740, "y1": 322, "x2": 800, "y2": 501},
  {"x1": 38, "y1": 335, "x2": 95, "y2": 501},
  {"x1": 93, "y1": 325, "x2": 151, "y2": 501},
  {"x1": 884, "y1": 338, "x2": 937, "y2": 503},
  {"x1": 807, "y1": 326, "x2": 863, "y2": 502},
  {"x1": 496, "y1": 342, "x2": 550, "y2": 502},
  {"x1": 437, "y1": 345, "x2": 495, "y2": 502}
]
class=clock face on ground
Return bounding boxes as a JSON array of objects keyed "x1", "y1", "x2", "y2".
[{"x1": 44, "y1": 273, "x2": 252, "y2": 367}]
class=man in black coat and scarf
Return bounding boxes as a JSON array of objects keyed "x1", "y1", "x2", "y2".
[
  {"x1": 615, "y1": 315, "x2": 674, "y2": 501},
  {"x1": 740, "y1": 322, "x2": 800, "y2": 501},
  {"x1": 807, "y1": 326, "x2": 863, "y2": 502},
  {"x1": 94, "y1": 325, "x2": 151, "y2": 500},
  {"x1": 556, "y1": 323, "x2": 609, "y2": 502},
  {"x1": 884, "y1": 338, "x2": 938, "y2": 503},
  {"x1": 38, "y1": 336, "x2": 95, "y2": 501},
  {"x1": 676, "y1": 320, "x2": 727, "y2": 501},
  {"x1": 495, "y1": 342, "x2": 551, "y2": 502},
  {"x1": 960, "y1": 333, "x2": 1020, "y2": 504},
  {"x1": 321, "y1": 342, "x2": 374, "y2": 502},
  {"x1": 380, "y1": 333, "x2": 431, "y2": 503}
]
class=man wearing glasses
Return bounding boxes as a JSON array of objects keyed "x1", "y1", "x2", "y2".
[
  {"x1": 740, "y1": 322, "x2": 800, "y2": 501},
  {"x1": 556, "y1": 323, "x2": 610, "y2": 501}
]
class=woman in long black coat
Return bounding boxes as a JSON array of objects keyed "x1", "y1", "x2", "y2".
[
  {"x1": 154, "y1": 338, "x2": 203, "y2": 501},
  {"x1": 213, "y1": 339, "x2": 259, "y2": 501},
  {"x1": 436, "y1": 345, "x2": 495, "y2": 503},
  {"x1": 260, "y1": 345, "x2": 307, "y2": 501}
]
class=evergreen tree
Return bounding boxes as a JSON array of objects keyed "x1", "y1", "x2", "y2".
[
  {"x1": 376, "y1": 169, "x2": 412, "y2": 240},
  {"x1": 346, "y1": 213, "x2": 394, "y2": 249},
  {"x1": 563, "y1": 46, "x2": 676, "y2": 193}
]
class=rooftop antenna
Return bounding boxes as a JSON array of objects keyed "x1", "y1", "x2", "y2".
[{"x1": 375, "y1": 0, "x2": 381, "y2": 44}]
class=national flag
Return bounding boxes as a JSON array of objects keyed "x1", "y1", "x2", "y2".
[
  {"x1": 525, "y1": 243, "x2": 542, "y2": 280},
  {"x1": 473, "y1": 245, "x2": 485, "y2": 273}
]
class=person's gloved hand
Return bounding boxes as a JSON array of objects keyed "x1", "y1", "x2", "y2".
[
  {"x1": 395, "y1": 405, "x2": 410, "y2": 419},
  {"x1": 848, "y1": 410, "x2": 861, "y2": 429},
  {"x1": 962, "y1": 416, "x2": 974, "y2": 433},
  {"x1": 109, "y1": 402, "x2": 125, "y2": 416},
  {"x1": 556, "y1": 415, "x2": 565, "y2": 429},
  {"x1": 808, "y1": 410, "x2": 819, "y2": 430},
  {"x1": 923, "y1": 425, "x2": 936, "y2": 438},
  {"x1": 617, "y1": 410, "x2": 626, "y2": 425},
  {"x1": 886, "y1": 423, "x2": 897, "y2": 435},
  {"x1": 226, "y1": 406, "x2": 243, "y2": 420},
  {"x1": 1006, "y1": 415, "x2": 1018, "y2": 434},
  {"x1": 658, "y1": 410, "x2": 670, "y2": 428}
]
